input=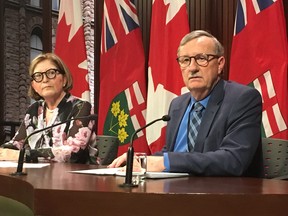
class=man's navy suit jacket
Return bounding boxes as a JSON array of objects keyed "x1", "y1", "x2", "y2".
[{"x1": 155, "y1": 79, "x2": 263, "y2": 177}]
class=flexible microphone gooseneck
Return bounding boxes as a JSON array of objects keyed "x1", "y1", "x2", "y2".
[
  {"x1": 120, "y1": 115, "x2": 170, "y2": 187},
  {"x1": 10, "y1": 114, "x2": 97, "y2": 176}
]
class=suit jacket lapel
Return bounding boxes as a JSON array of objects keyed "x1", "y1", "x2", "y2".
[{"x1": 194, "y1": 80, "x2": 225, "y2": 152}]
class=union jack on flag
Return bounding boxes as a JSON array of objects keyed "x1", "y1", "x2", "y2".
[
  {"x1": 101, "y1": 0, "x2": 140, "y2": 53},
  {"x1": 98, "y1": 0, "x2": 150, "y2": 155},
  {"x1": 234, "y1": 0, "x2": 276, "y2": 35},
  {"x1": 230, "y1": 0, "x2": 288, "y2": 139}
]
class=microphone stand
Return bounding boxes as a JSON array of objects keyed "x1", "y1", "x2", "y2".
[
  {"x1": 10, "y1": 115, "x2": 97, "y2": 176},
  {"x1": 120, "y1": 115, "x2": 170, "y2": 187},
  {"x1": 120, "y1": 131, "x2": 137, "y2": 187}
]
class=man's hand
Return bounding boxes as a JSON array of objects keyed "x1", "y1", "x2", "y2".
[
  {"x1": 108, "y1": 153, "x2": 166, "y2": 172},
  {"x1": 147, "y1": 156, "x2": 165, "y2": 172}
]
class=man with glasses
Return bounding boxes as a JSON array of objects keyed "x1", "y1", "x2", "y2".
[{"x1": 109, "y1": 30, "x2": 263, "y2": 177}]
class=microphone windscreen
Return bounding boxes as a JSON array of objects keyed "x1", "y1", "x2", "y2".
[{"x1": 162, "y1": 115, "x2": 171, "y2": 122}]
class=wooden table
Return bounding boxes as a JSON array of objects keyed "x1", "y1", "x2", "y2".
[{"x1": 0, "y1": 163, "x2": 288, "y2": 216}]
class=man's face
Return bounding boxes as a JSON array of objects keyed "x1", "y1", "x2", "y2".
[{"x1": 177, "y1": 36, "x2": 225, "y2": 100}]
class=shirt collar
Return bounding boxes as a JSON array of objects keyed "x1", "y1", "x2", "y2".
[{"x1": 190, "y1": 94, "x2": 210, "y2": 109}]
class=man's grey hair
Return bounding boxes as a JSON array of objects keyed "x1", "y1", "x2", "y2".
[{"x1": 177, "y1": 30, "x2": 224, "y2": 56}]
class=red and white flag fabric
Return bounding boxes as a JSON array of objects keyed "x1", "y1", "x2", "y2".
[
  {"x1": 229, "y1": 0, "x2": 288, "y2": 139},
  {"x1": 55, "y1": 0, "x2": 90, "y2": 101},
  {"x1": 98, "y1": 0, "x2": 149, "y2": 155},
  {"x1": 146, "y1": 0, "x2": 189, "y2": 153}
]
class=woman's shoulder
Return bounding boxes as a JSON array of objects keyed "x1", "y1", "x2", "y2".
[
  {"x1": 64, "y1": 94, "x2": 92, "y2": 113},
  {"x1": 66, "y1": 94, "x2": 91, "y2": 105},
  {"x1": 27, "y1": 99, "x2": 44, "y2": 111}
]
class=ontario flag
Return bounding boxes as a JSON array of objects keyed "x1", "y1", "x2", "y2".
[
  {"x1": 55, "y1": 0, "x2": 90, "y2": 101},
  {"x1": 229, "y1": 0, "x2": 288, "y2": 139},
  {"x1": 98, "y1": 0, "x2": 149, "y2": 155},
  {"x1": 146, "y1": 0, "x2": 189, "y2": 153}
]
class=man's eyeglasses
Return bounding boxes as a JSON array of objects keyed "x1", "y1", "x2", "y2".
[
  {"x1": 31, "y1": 68, "x2": 63, "y2": 83},
  {"x1": 176, "y1": 53, "x2": 219, "y2": 68}
]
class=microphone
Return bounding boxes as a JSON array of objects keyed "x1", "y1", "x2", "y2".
[
  {"x1": 120, "y1": 115, "x2": 170, "y2": 187},
  {"x1": 10, "y1": 114, "x2": 97, "y2": 176}
]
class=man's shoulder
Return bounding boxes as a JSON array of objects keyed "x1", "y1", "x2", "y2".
[
  {"x1": 223, "y1": 80, "x2": 262, "y2": 103},
  {"x1": 172, "y1": 92, "x2": 190, "y2": 103},
  {"x1": 225, "y1": 80, "x2": 260, "y2": 94}
]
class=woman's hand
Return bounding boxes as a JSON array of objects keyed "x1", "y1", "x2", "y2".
[
  {"x1": 0, "y1": 148, "x2": 20, "y2": 161},
  {"x1": 107, "y1": 153, "x2": 127, "y2": 168}
]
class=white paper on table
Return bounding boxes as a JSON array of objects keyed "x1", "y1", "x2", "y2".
[
  {"x1": 0, "y1": 161, "x2": 50, "y2": 168},
  {"x1": 69, "y1": 168, "x2": 190, "y2": 179},
  {"x1": 69, "y1": 168, "x2": 121, "y2": 175}
]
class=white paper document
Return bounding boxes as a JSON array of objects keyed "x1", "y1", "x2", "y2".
[
  {"x1": 69, "y1": 168, "x2": 190, "y2": 179},
  {"x1": 0, "y1": 161, "x2": 50, "y2": 168},
  {"x1": 145, "y1": 172, "x2": 190, "y2": 179}
]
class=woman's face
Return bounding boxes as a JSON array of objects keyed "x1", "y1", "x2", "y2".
[{"x1": 31, "y1": 59, "x2": 67, "y2": 101}]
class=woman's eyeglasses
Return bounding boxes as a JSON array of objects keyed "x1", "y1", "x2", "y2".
[{"x1": 31, "y1": 68, "x2": 63, "y2": 83}]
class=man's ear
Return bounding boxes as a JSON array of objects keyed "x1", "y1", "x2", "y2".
[{"x1": 218, "y1": 56, "x2": 225, "y2": 73}]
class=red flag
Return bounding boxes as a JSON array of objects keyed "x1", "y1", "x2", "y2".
[
  {"x1": 55, "y1": 0, "x2": 90, "y2": 101},
  {"x1": 229, "y1": 0, "x2": 288, "y2": 139},
  {"x1": 98, "y1": 0, "x2": 149, "y2": 155},
  {"x1": 146, "y1": 0, "x2": 190, "y2": 153}
]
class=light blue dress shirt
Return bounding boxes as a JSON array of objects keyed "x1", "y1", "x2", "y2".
[{"x1": 163, "y1": 95, "x2": 210, "y2": 171}]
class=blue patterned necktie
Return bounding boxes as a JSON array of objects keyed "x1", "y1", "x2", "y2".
[{"x1": 188, "y1": 102, "x2": 204, "y2": 152}]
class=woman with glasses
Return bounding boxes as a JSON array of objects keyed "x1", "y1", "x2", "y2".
[
  {"x1": 109, "y1": 30, "x2": 263, "y2": 177},
  {"x1": 1, "y1": 53, "x2": 96, "y2": 163}
]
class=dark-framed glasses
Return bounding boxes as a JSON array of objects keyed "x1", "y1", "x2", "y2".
[
  {"x1": 31, "y1": 68, "x2": 62, "y2": 83},
  {"x1": 176, "y1": 53, "x2": 219, "y2": 68}
]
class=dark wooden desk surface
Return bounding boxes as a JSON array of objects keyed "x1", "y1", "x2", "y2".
[{"x1": 0, "y1": 163, "x2": 288, "y2": 216}]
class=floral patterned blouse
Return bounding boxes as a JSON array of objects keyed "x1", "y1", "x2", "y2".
[{"x1": 6, "y1": 93, "x2": 96, "y2": 163}]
